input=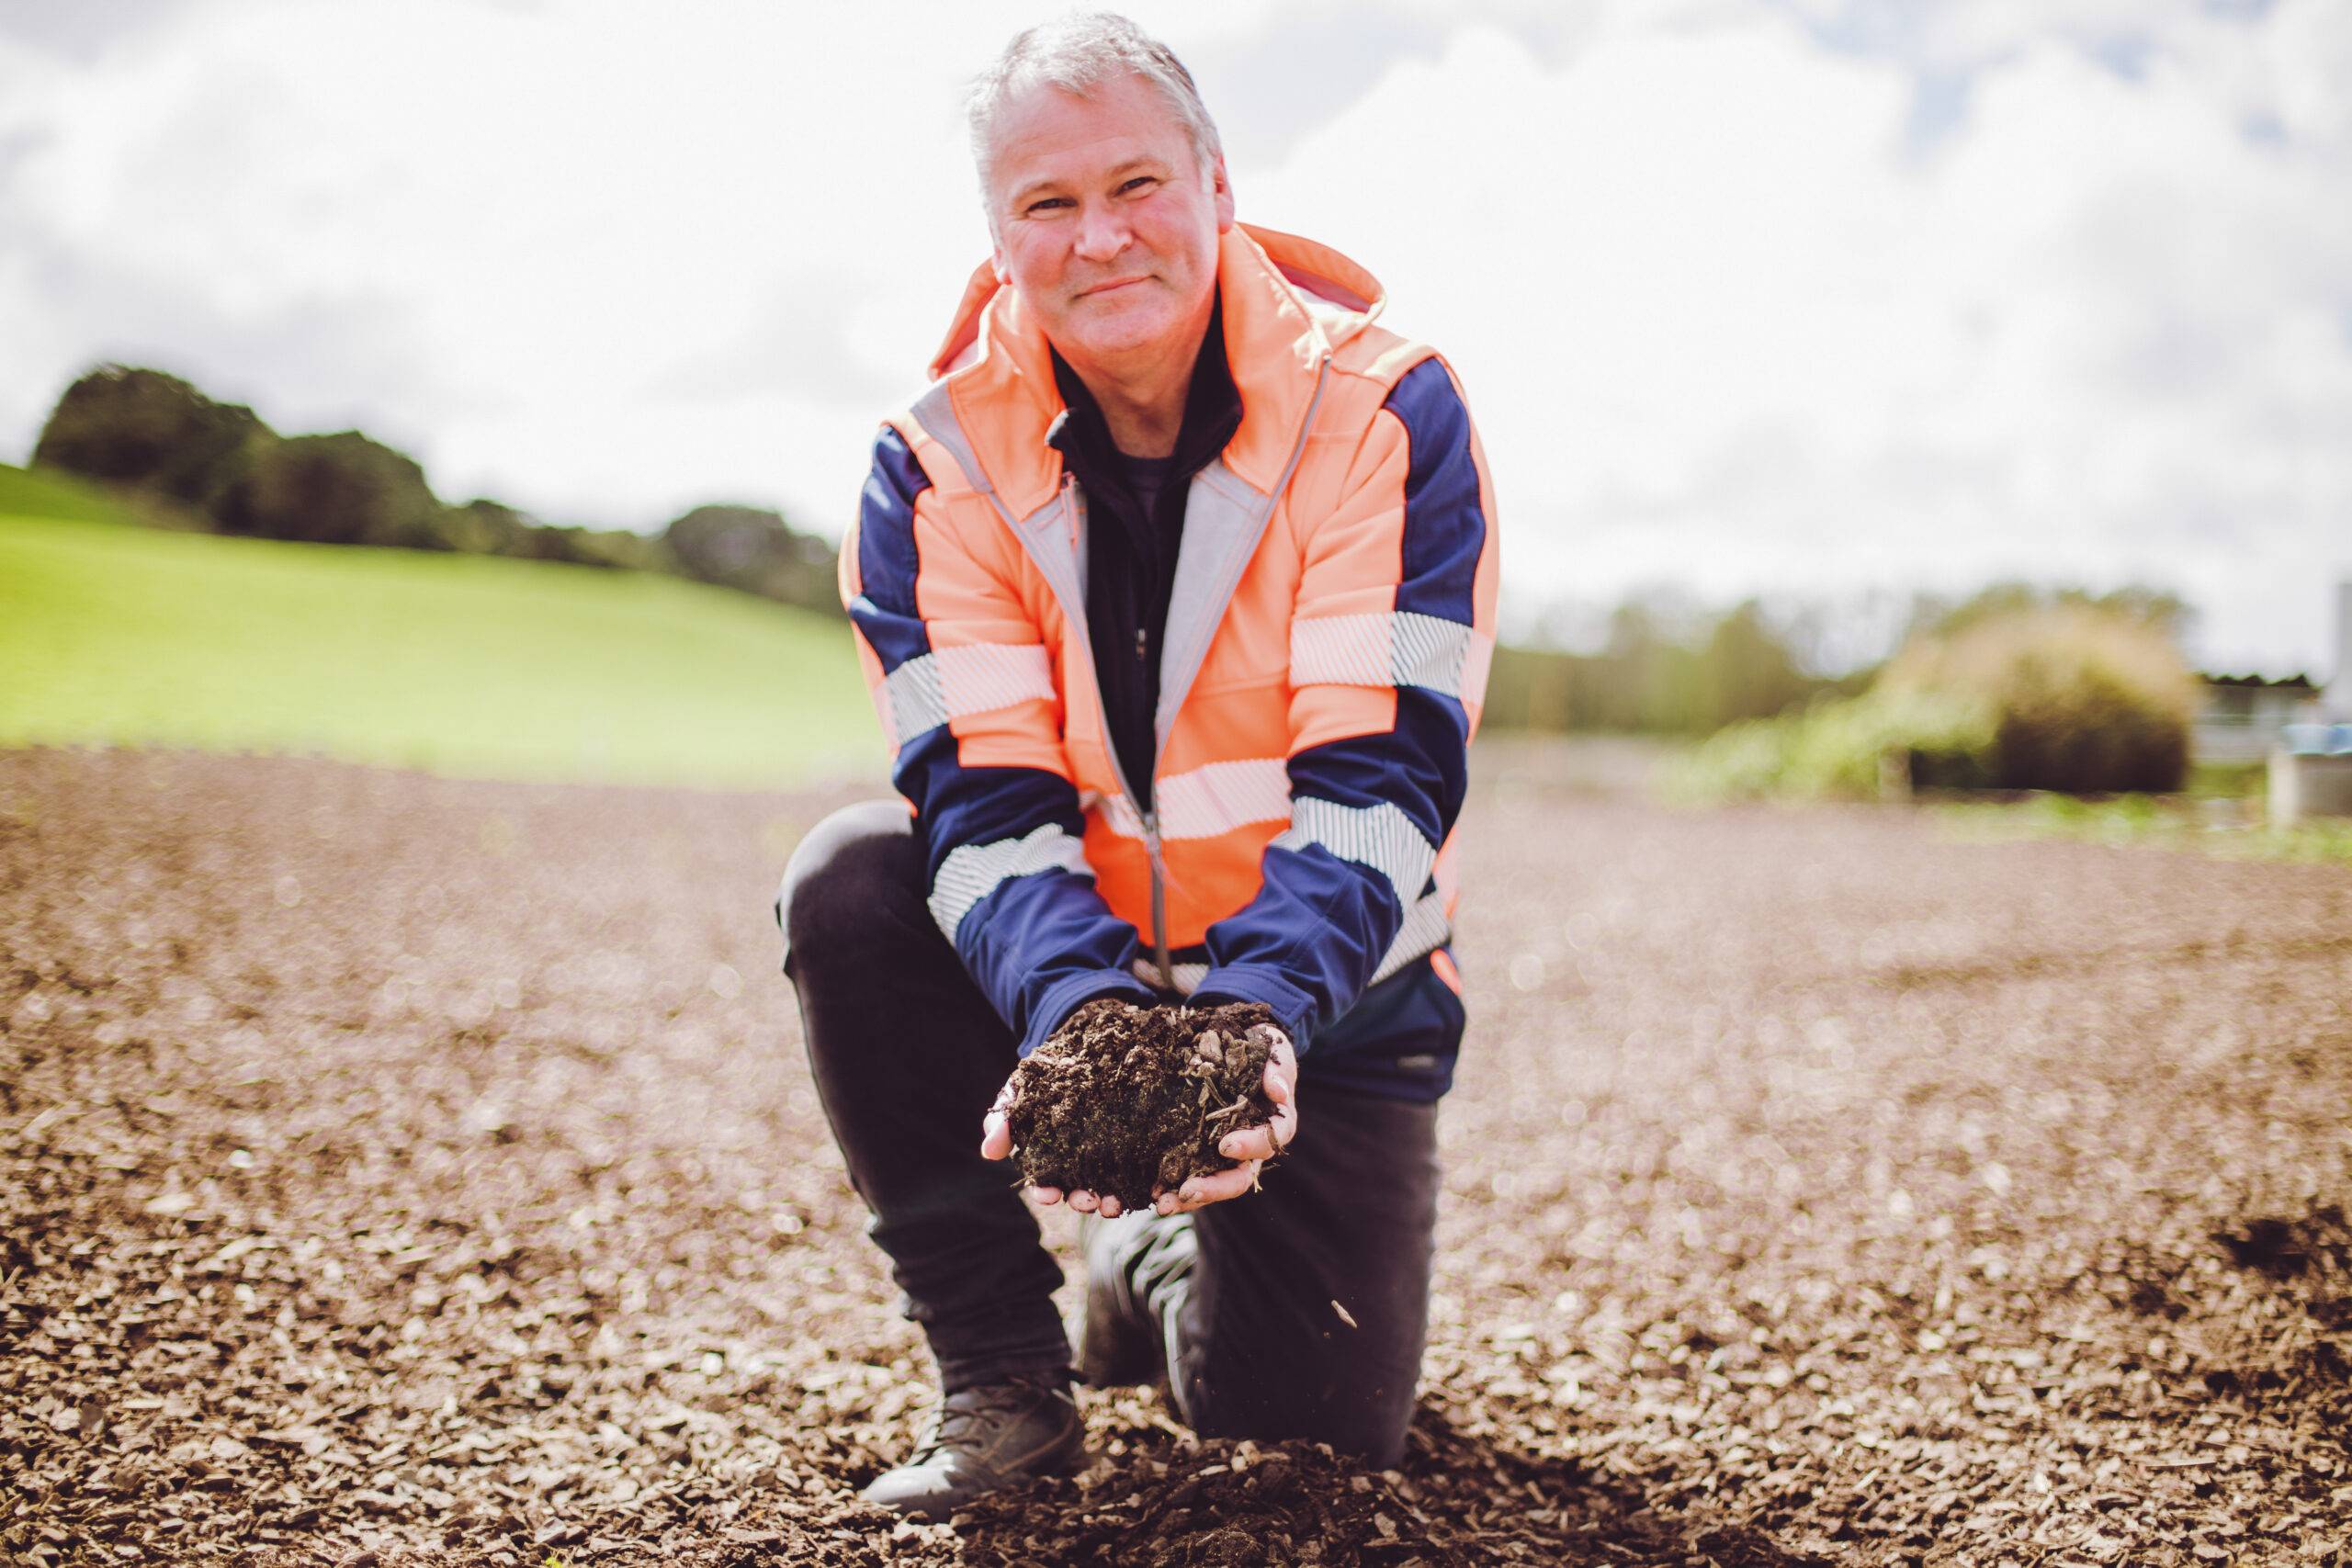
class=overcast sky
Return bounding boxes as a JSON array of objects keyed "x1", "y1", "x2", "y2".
[{"x1": 3, "y1": 0, "x2": 2346, "y2": 674}]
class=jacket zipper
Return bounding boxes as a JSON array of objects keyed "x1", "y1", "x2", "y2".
[
  {"x1": 1068, "y1": 351, "x2": 1331, "y2": 997},
  {"x1": 1064, "y1": 476, "x2": 1176, "y2": 990},
  {"x1": 1143, "y1": 811, "x2": 1173, "y2": 990}
]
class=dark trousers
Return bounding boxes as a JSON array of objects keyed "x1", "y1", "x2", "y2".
[{"x1": 776, "y1": 800, "x2": 1440, "y2": 1466}]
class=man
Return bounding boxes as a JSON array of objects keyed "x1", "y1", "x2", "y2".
[{"x1": 776, "y1": 12, "x2": 1498, "y2": 1519}]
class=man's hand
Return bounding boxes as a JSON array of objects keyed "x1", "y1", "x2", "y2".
[{"x1": 979, "y1": 1025, "x2": 1299, "y2": 1216}]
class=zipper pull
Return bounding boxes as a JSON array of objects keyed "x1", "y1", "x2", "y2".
[
  {"x1": 1136, "y1": 626, "x2": 1148, "y2": 662},
  {"x1": 1142, "y1": 807, "x2": 1174, "y2": 990}
]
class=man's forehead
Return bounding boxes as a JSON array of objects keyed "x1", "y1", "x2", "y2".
[{"x1": 986, "y1": 75, "x2": 1190, "y2": 192}]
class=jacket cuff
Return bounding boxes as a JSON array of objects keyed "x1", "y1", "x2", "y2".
[
  {"x1": 1019, "y1": 970, "x2": 1159, "y2": 1058},
  {"x1": 1186, "y1": 965, "x2": 1317, "y2": 1055}
]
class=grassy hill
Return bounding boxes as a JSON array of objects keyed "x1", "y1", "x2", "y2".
[{"x1": 0, "y1": 465, "x2": 882, "y2": 790}]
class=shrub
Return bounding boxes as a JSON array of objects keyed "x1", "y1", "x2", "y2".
[
  {"x1": 1673, "y1": 604, "x2": 2195, "y2": 801},
  {"x1": 1881, "y1": 605, "x2": 2194, "y2": 793},
  {"x1": 1671, "y1": 687, "x2": 1993, "y2": 802}
]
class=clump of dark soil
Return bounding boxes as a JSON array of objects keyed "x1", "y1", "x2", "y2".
[{"x1": 1005, "y1": 998, "x2": 1280, "y2": 1208}]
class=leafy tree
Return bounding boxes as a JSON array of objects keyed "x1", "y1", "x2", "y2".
[
  {"x1": 662, "y1": 503, "x2": 836, "y2": 613},
  {"x1": 558, "y1": 526, "x2": 671, "y2": 573},
  {"x1": 1905, "y1": 581, "x2": 2194, "y2": 648},
  {"x1": 32, "y1": 365, "x2": 269, "y2": 512},
  {"x1": 213, "y1": 431, "x2": 442, "y2": 550},
  {"x1": 1698, "y1": 601, "x2": 1814, "y2": 727},
  {"x1": 1479, "y1": 598, "x2": 1831, "y2": 736},
  {"x1": 430, "y1": 498, "x2": 532, "y2": 557}
]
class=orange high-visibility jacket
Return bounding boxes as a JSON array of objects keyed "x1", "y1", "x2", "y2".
[{"x1": 841, "y1": 223, "x2": 1498, "y2": 1098}]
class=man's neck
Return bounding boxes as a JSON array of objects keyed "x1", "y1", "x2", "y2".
[{"x1": 1057, "y1": 308, "x2": 1216, "y2": 459}]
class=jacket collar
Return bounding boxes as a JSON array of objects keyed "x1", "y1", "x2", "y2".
[{"x1": 922, "y1": 223, "x2": 1385, "y2": 515}]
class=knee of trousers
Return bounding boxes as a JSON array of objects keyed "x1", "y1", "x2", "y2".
[
  {"x1": 1179, "y1": 1325, "x2": 1423, "y2": 1469},
  {"x1": 775, "y1": 798, "x2": 922, "y2": 978}
]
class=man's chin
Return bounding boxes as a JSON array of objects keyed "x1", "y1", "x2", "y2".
[{"x1": 1063, "y1": 303, "x2": 1183, "y2": 361}]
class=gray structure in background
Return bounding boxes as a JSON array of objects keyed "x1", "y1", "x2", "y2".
[
  {"x1": 2195, "y1": 675, "x2": 2321, "y2": 762},
  {"x1": 2264, "y1": 581, "x2": 2352, "y2": 823},
  {"x1": 2333, "y1": 581, "x2": 2352, "y2": 720},
  {"x1": 2196, "y1": 581, "x2": 2348, "y2": 762}
]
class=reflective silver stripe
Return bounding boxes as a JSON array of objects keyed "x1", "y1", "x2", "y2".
[
  {"x1": 1290, "y1": 612, "x2": 1490, "y2": 700},
  {"x1": 1155, "y1": 459, "x2": 1267, "y2": 743},
  {"x1": 1368, "y1": 891, "x2": 1452, "y2": 986},
  {"x1": 1268, "y1": 797, "x2": 1435, "y2": 909},
  {"x1": 940, "y1": 642, "x2": 1053, "y2": 719},
  {"x1": 910, "y1": 382, "x2": 1016, "y2": 530},
  {"x1": 878, "y1": 642, "x2": 1056, "y2": 749},
  {"x1": 1156, "y1": 361, "x2": 1332, "y2": 748},
  {"x1": 910, "y1": 385, "x2": 1095, "y2": 735},
  {"x1": 1098, "y1": 792, "x2": 1146, "y2": 839},
  {"x1": 1093, "y1": 759, "x2": 1290, "y2": 841},
  {"x1": 882, "y1": 652, "x2": 947, "y2": 749},
  {"x1": 1131, "y1": 958, "x2": 1211, "y2": 995},
  {"x1": 928, "y1": 823, "x2": 1093, "y2": 942}
]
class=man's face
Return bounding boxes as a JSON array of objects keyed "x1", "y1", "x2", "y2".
[{"x1": 985, "y1": 71, "x2": 1235, "y2": 370}]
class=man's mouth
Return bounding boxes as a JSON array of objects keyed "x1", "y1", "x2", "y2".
[{"x1": 1080, "y1": 276, "x2": 1149, "y2": 298}]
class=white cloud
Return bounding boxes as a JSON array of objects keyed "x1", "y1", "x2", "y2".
[
  {"x1": 1244, "y1": 1, "x2": 2352, "y2": 672},
  {"x1": 1, "y1": 0, "x2": 2346, "y2": 673}
]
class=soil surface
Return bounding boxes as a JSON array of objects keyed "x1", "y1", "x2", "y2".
[
  {"x1": 1007, "y1": 998, "x2": 1278, "y2": 1206},
  {"x1": 3, "y1": 744, "x2": 2349, "y2": 1566}
]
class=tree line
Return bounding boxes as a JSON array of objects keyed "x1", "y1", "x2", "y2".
[
  {"x1": 27, "y1": 364, "x2": 2194, "y2": 745},
  {"x1": 29, "y1": 365, "x2": 839, "y2": 616}
]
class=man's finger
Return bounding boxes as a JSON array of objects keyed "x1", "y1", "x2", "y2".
[
  {"x1": 1174, "y1": 1163, "x2": 1257, "y2": 1211},
  {"x1": 1031, "y1": 1185, "x2": 1063, "y2": 1206},
  {"x1": 1069, "y1": 1190, "x2": 1100, "y2": 1214},
  {"x1": 980, "y1": 1111, "x2": 1012, "y2": 1162},
  {"x1": 1098, "y1": 1194, "x2": 1124, "y2": 1218},
  {"x1": 1219, "y1": 1124, "x2": 1276, "y2": 1163},
  {"x1": 1262, "y1": 1037, "x2": 1297, "y2": 1100}
]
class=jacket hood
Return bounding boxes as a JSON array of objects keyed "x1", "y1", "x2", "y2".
[{"x1": 918, "y1": 224, "x2": 1386, "y2": 509}]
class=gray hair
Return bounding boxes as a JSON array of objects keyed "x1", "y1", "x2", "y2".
[{"x1": 967, "y1": 13, "x2": 1223, "y2": 209}]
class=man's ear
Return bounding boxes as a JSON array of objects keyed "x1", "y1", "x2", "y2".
[{"x1": 1211, "y1": 153, "x2": 1237, "y2": 233}]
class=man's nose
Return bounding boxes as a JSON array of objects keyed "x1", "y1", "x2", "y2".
[{"x1": 1072, "y1": 201, "x2": 1131, "y2": 263}]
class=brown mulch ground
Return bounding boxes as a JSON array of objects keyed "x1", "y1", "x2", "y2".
[{"x1": 3, "y1": 744, "x2": 2349, "y2": 1567}]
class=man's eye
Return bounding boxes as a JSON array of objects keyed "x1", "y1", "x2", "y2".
[
  {"x1": 1119, "y1": 177, "x2": 1156, "y2": 195},
  {"x1": 1026, "y1": 197, "x2": 1072, "y2": 215}
]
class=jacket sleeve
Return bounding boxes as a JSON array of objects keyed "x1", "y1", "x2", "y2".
[
  {"x1": 842, "y1": 423, "x2": 1156, "y2": 1055},
  {"x1": 1187, "y1": 356, "x2": 1497, "y2": 1051}
]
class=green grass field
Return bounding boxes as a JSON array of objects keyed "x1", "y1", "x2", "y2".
[{"x1": 0, "y1": 466, "x2": 882, "y2": 790}]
